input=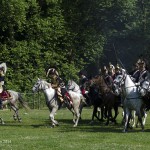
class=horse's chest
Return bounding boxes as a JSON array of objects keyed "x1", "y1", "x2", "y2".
[{"x1": 124, "y1": 98, "x2": 142, "y2": 110}]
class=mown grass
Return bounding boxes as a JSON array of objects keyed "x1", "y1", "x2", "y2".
[{"x1": 0, "y1": 107, "x2": 150, "y2": 150}]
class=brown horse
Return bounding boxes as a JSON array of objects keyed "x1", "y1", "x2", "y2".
[
  {"x1": 91, "y1": 75, "x2": 120, "y2": 125},
  {"x1": 84, "y1": 80, "x2": 104, "y2": 124}
]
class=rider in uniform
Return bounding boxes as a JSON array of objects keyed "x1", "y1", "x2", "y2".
[
  {"x1": 46, "y1": 68, "x2": 66, "y2": 103},
  {"x1": 114, "y1": 64, "x2": 122, "y2": 78},
  {"x1": 103, "y1": 66, "x2": 113, "y2": 88},
  {"x1": 0, "y1": 63, "x2": 7, "y2": 109},
  {"x1": 129, "y1": 63, "x2": 139, "y2": 82},
  {"x1": 79, "y1": 71, "x2": 88, "y2": 95},
  {"x1": 132, "y1": 59, "x2": 149, "y2": 85},
  {"x1": 108, "y1": 62, "x2": 115, "y2": 80},
  {"x1": 79, "y1": 71, "x2": 90, "y2": 105}
]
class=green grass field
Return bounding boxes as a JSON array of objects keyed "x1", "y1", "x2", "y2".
[{"x1": 0, "y1": 107, "x2": 150, "y2": 150}]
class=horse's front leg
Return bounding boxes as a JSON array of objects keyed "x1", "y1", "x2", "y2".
[
  {"x1": 49, "y1": 108, "x2": 59, "y2": 127},
  {"x1": 73, "y1": 106, "x2": 80, "y2": 127},
  {"x1": 142, "y1": 111, "x2": 147, "y2": 126},
  {"x1": 112, "y1": 105, "x2": 119, "y2": 123},
  {"x1": 131, "y1": 111, "x2": 136, "y2": 128},
  {"x1": 89, "y1": 106, "x2": 97, "y2": 125},
  {"x1": 67, "y1": 106, "x2": 76, "y2": 123},
  {"x1": 137, "y1": 110, "x2": 144, "y2": 131},
  {"x1": 123, "y1": 109, "x2": 130, "y2": 133},
  {"x1": 105, "y1": 108, "x2": 111, "y2": 125},
  {"x1": 0, "y1": 117, "x2": 5, "y2": 124}
]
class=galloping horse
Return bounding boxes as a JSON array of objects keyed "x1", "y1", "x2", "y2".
[
  {"x1": 113, "y1": 71, "x2": 145, "y2": 132},
  {"x1": 90, "y1": 75, "x2": 120, "y2": 125},
  {"x1": 67, "y1": 80, "x2": 87, "y2": 117},
  {"x1": 32, "y1": 78, "x2": 84, "y2": 127},
  {"x1": 0, "y1": 90, "x2": 29, "y2": 124}
]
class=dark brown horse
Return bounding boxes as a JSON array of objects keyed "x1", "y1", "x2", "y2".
[
  {"x1": 91, "y1": 75, "x2": 120, "y2": 125},
  {"x1": 84, "y1": 80, "x2": 104, "y2": 124}
]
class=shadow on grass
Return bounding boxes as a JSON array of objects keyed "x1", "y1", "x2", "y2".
[{"x1": 1, "y1": 118, "x2": 149, "y2": 133}]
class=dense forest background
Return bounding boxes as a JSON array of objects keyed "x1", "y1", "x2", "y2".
[{"x1": 0, "y1": 0, "x2": 150, "y2": 92}]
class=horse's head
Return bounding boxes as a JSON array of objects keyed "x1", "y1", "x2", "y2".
[
  {"x1": 112, "y1": 82, "x2": 122, "y2": 96},
  {"x1": 32, "y1": 78, "x2": 50, "y2": 92},
  {"x1": 114, "y1": 74, "x2": 125, "y2": 87},
  {"x1": 113, "y1": 74, "x2": 126, "y2": 96},
  {"x1": 32, "y1": 78, "x2": 42, "y2": 92},
  {"x1": 139, "y1": 80, "x2": 150, "y2": 96}
]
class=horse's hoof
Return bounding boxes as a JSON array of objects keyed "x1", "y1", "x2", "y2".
[
  {"x1": 73, "y1": 124, "x2": 77, "y2": 127},
  {"x1": 129, "y1": 126, "x2": 133, "y2": 129},
  {"x1": 122, "y1": 129, "x2": 127, "y2": 133},
  {"x1": 100, "y1": 119, "x2": 104, "y2": 122},
  {"x1": 19, "y1": 119, "x2": 22, "y2": 123},
  {"x1": 2, "y1": 122, "x2": 5, "y2": 125},
  {"x1": 50, "y1": 125, "x2": 55, "y2": 128},
  {"x1": 13, "y1": 116, "x2": 17, "y2": 121},
  {"x1": 141, "y1": 129, "x2": 144, "y2": 132},
  {"x1": 105, "y1": 123, "x2": 109, "y2": 126},
  {"x1": 89, "y1": 121, "x2": 94, "y2": 125}
]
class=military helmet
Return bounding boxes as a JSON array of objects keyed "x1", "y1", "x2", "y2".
[
  {"x1": 115, "y1": 64, "x2": 120, "y2": 69},
  {"x1": 109, "y1": 62, "x2": 115, "y2": 69},
  {"x1": 137, "y1": 59, "x2": 145, "y2": 66},
  {"x1": 47, "y1": 68, "x2": 59, "y2": 77}
]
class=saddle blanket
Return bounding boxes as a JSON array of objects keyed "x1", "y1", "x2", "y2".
[{"x1": 0, "y1": 90, "x2": 11, "y2": 101}]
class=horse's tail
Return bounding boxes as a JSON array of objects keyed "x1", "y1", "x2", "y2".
[{"x1": 18, "y1": 93, "x2": 30, "y2": 111}]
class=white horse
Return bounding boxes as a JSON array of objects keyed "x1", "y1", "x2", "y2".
[
  {"x1": 67, "y1": 80, "x2": 81, "y2": 94},
  {"x1": 113, "y1": 71, "x2": 145, "y2": 132},
  {"x1": 67, "y1": 80, "x2": 87, "y2": 117},
  {"x1": 32, "y1": 78, "x2": 84, "y2": 127},
  {"x1": 0, "y1": 90, "x2": 29, "y2": 124}
]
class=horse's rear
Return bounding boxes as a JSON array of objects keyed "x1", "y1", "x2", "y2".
[{"x1": 0, "y1": 90, "x2": 29, "y2": 123}]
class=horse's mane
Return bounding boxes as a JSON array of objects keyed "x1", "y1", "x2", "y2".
[{"x1": 38, "y1": 78, "x2": 52, "y2": 87}]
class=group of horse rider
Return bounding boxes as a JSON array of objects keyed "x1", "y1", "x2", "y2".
[
  {"x1": 45, "y1": 58, "x2": 150, "y2": 105},
  {"x1": 98, "y1": 59, "x2": 149, "y2": 88},
  {"x1": 0, "y1": 58, "x2": 149, "y2": 109}
]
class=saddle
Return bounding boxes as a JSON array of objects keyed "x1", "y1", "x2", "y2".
[{"x1": 0, "y1": 90, "x2": 11, "y2": 101}]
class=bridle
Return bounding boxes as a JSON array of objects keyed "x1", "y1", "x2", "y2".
[{"x1": 33, "y1": 80, "x2": 50, "y2": 91}]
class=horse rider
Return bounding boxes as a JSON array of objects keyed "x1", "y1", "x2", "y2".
[
  {"x1": 79, "y1": 71, "x2": 88, "y2": 95},
  {"x1": 114, "y1": 64, "x2": 122, "y2": 78},
  {"x1": 108, "y1": 62, "x2": 115, "y2": 80},
  {"x1": 78, "y1": 71, "x2": 90, "y2": 105},
  {"x1": 0, "y1": 63, "x2": 7, "y2": 109},
  {"x1": 103, "y1": 66, "x2": 114, "y2": 89},
  {"x1": 46, "y1": 68, "x2": 67, "y2": 103},
  {"x1": 130, "y1": 63, "x2": 139, "y2": 83},
  {"x1": 132, "y1": 59, "x2": 149, "y2": 86}
]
